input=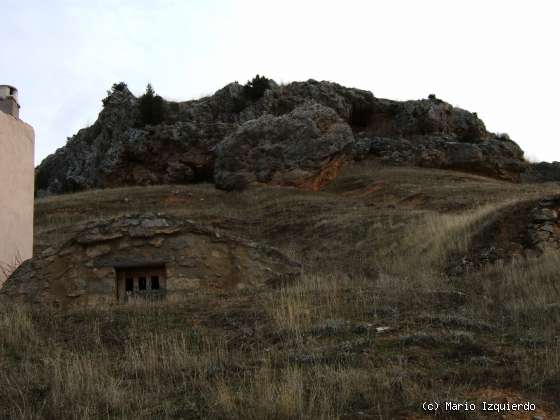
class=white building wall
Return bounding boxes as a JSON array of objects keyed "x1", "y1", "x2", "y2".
[{"x1": 0, "y1": 111, "x2": 35, "y2": 285}]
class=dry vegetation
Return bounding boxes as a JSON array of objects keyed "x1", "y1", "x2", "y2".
[{"x1": 3, "y1": 163, "x2": 560, "y2": 419}]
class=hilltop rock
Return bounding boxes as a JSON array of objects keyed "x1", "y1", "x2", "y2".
[
  {"x1": 363, "y1": 97, "x2": 488, "y2": 141},
  {"x1": 35, "y1": 87, "x2": 138, "y2": 193},
  {"x1": 256, "y1": 80, "x2": 376, "y2": 125},
  {"x1": 35, "y1": 87, "x2": 234, "y2": 193},
  {"x1": 35, "y1": 79, "x2": 532, "y2": 195},
  {"x1": 353, "y1": 134, "x2": 526, "y2": 181},
  {"x1": 522, "y1": 161, "x2": 560, "y2": 183},
  {"x1": 215, "y1": 101, "x2": 354, "y2": 191},
  {"x1": 0, "y1": 214, "x2": 301, "y2": 307}
]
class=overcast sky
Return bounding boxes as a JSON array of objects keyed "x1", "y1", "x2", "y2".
[{"x1": 3, "y1": 0, "x2": 559, "y2": 165}]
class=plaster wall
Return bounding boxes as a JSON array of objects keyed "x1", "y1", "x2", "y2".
[{"x1": 0, "y1": 111, "x2": 34, "y2": 285}]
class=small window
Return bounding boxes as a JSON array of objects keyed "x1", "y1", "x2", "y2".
[
  {"x1": 125, "y1": 277, "x2": 134, "y2": 292},
  {"x1": 116, "y1": 266, "x2": 166, "y2": 303}
]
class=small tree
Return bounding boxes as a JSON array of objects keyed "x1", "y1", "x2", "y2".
[
  {"x1": 243, "y1": 74, "x2": 271, "y2": 101},
  {"x1": 112, "y1": 82, "x2": 128, "y2": 92},
  {"x1": 138, "y1": 83, "x2": 166, "y2": 126},
  {"x1": 102, "y1": 81, "x2": 129, "y2": 106}
]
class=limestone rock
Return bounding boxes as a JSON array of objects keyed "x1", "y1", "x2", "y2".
[
  {"x1": 34, "y1": 79, "x2": 532, "y2": 194},
  {"x1": 522, "y1": 161, "x2": 560, "y2": 182},
  {"x1": 353, "y1": 134, "x2": 527, "y2": 181},
  {"x1": 214, "y1": 101, "x2": 354, "y2": 190},
  {"x1": 35, "y1": 88, "x2": 233, "y2": 194},
  {"x1": 256, "y1": 79, "x2": 376, "y2": 125}
]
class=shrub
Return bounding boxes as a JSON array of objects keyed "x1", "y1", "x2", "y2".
[
  {"x1": 138, "y1": 84, "x2": 167, "y2": 126},
  {"x1": 112, "y1": 82, "x2": 128, "y2": 92},
  {"x1": 101, "y1": 81, "x2": 128, "y2": 106},
  {"x1": 243, "y1": 74, "x2": 271, "y2": 101},
  {"x1": 427, "y1": 93, "x2": 444, "y2": 105}
]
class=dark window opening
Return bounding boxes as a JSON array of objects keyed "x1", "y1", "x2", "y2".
[
  {"x1": 125, "y1": 277, "x2": 134, "y2": 292},
  {"x1": 151, "y1": 276, "x2": 160, "y2": 290},
  {"x1": 116, "y1": 265, "x2": 166, "y2": 303}
]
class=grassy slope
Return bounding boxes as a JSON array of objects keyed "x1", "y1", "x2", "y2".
[{"x1": 2, "y1": 162, "x2": 560, "y2": 419}]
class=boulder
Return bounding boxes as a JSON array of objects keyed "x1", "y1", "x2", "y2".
[{"x1": 214, "y1": 101, "x2": 355, "y2": 190}]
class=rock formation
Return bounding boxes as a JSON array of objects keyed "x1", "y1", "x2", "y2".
[
  {"x1": 448, "y1": 196, "x2": 560, "y2": 276},
  {"x1": 0, "y1": 214, "x2": 301, "y2": 307},
  {"x1": 353, "y1": 134, "x2": 526, "y2": 181},
  {"x1": 35, "y1": 79, "x2": 536, "y2": 195},
  {"x1": 521, "y1": 161, "x2": 560, "y2": 183},
  {"x1": 215, "y1": 101, "x2": 354, "y2": 191}
]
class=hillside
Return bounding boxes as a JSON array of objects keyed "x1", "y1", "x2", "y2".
[{"x1": 3, "y1": 162, "x2": 560, "y2": 418}]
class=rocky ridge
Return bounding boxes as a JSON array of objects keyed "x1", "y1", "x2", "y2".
[{"x1": 36, "y1": 79, "x2": 545, "y2": 195}]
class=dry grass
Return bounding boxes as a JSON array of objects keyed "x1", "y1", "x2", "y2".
[
  {"x1": 0, "y1": 251, "x2": 24, "y2": 283},
  {"x1": 4, "y1": 164, "x2": 560, "y2": 418},
  {"x1": 378, "y1": 199, "x2": 521, "y2": 277},
  {"x1": 0, "y1": 298, "x2": 402, "y2": 419},
  {"x1": 3, "y1": 257, "x2": 560, "y2": 418}
]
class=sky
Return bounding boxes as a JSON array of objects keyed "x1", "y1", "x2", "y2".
[{"x1": 2, "y1": 0, "x2": 560, "y2": 165}]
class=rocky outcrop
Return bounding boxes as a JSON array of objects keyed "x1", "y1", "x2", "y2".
[
  {"x1": 35, "y1": 79, "x2": 533, "y2": 195},
  {"x1": 353, "y1": 134, "x2": 527, "y2": 181},
  {"x1": 0, "y1": 214, "x2": 301, "y2": 307},
  {"x1": 363, "y1": 97, "x2": 488, "y2": 141},
  {"x1": 35, "y1": 88, "x2": 138, "y2": 193},
  {"x1": 35, "y1": 87, "x2": 234, "y2": 193},
  {"x1": 214, "y1": 101, "x2": 354, "y2": 191},
  {"x1": 255, "y1": 80, "x2": 376, "y2": 125},
  {"x1": 521, "y1": 162, "x2": 560, "y2": 183}
]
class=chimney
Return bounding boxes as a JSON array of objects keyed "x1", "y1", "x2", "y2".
[{"x1": 0, "y1": 85, "x2": 20, "y2": 119}]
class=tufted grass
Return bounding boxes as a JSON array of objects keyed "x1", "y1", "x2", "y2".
[{"x1": 3, "y1": 163, "x2": 560, "y2": 418}]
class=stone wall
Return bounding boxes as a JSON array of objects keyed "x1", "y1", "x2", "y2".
[
  {"x1": 0, "y1": 111, "x2": 34, "y2": 285},
  {"x1": 527, "y1": 197, "x2": 560, "y2": 252},
  {"x1": 1, "y1": 215, "x2": 301, "y2": 307}
]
